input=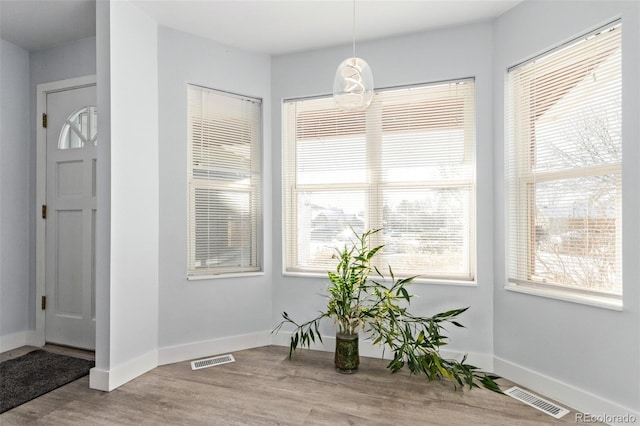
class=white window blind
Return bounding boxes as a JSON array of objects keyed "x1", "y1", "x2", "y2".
[
  {"x1": 283, "y1": 80, "x2": 476, "y2": 280},
  {"x1": 506, "y1": 22, "x2": 622, "y2": 299},
  {"x1": 187, "y1": 85, "x2": 262, "y2": 277}
]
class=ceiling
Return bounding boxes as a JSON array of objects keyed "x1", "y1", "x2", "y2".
[
  {"x1": 0, "y1": 0, "x2": 96, "y2": 52},
  {"x1": 1, "y1": 0, "x2": 521, "y2": 55}
]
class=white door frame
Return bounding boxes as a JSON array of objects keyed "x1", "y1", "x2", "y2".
[{"x1": 35, "y1": 75, "x2": 97, "y2": 346}]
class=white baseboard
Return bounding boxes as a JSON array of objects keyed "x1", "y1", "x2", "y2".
[
  {"x1": 157, "y1": 330, "x2": 272, "y2": 366},
  {"x1": 494, "y1": 356, "x2": 640, "y2": 425},
  {"x1": 0, "y1": 330, "x2": 43, "y2": 352},
  {"x1": 271, "y1": 331, "x2": 495, "y2": 373},
  {"x1": 90, "y1": 331, "x2": 272, "y2": 391},
  {"x1": 89, "y1": 349, "x2": 158, "y2": 392},
  {"x1": 88, "y1": 368, "x2": 110, "y2": 391}
]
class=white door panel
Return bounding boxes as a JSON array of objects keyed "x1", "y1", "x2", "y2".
[{"x1": 45, "y1": 85, "x2": 96, "y2": 350}]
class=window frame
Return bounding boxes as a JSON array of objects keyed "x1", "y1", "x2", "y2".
[
  {"x1": 504, "y1": 21, "x2": 622, "y2": 309},
  {"x1": 282, "y1": 79, "x2": 477, "y2": 283},
  {"x1": 186, "y1": 84, "x2": 263, "y2": 279}
]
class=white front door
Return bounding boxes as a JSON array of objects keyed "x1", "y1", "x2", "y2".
[{"x1": 44, "y1": 85, "x2": 97, "y2": 350}]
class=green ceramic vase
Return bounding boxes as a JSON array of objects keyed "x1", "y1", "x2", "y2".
[{"x1": 334, "y1": 332, "x2": 359, "y2": 374}]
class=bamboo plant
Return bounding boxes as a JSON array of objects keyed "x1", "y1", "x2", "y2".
[{"x1": 273, "y1": 229, "x2": 502, "y2": 393}]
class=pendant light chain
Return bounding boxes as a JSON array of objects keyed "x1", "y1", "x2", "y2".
[{"x1": 352, "y1": 0, "x2": 356, "y2": 58}]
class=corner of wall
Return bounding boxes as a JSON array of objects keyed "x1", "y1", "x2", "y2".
[
  {"x1": 89, "y1": 349, "x2": 158, "y2": 392},
  {"x1": 158, "y1": 331, "x2": 272, "y2": 366},
  {"x1": 0, "y1": 331, "x2": 42, "y2": 353}
]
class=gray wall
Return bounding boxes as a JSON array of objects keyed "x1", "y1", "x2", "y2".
[
  {"x1": 271, "y1": 22, "x2": 496, "y2": 361},
  {"x1": 157, "y1": 27, "x2": 273, "y2": 351},
  {"x1": 0, "y1": 39, "x2": 30, "y2": 341},
  {"x1": 493, "y1": 0, "x2": 640, "y2": 412}
]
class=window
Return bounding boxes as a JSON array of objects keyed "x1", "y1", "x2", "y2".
[
  {"x1": 283, "y1": 80, "x2": 476, "y2": 281},
  {"x1": 59, "y1": 106, "x2": 97, "y2": 149},
  {"x1": 506, "y1": 22, "x2": 622, "y2": 304},
  {"x1": 187, "y1": 85, "x2": 262, "y2": 277}
]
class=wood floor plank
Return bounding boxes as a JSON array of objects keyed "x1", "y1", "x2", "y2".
[{"x1": 1, "y1": 345, "x2": 598, "y2": 425}]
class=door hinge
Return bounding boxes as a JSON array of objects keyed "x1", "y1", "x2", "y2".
[
  {"x1": 41, "y1": 296, "x2": 47, "y2": 310},
  {"x1": 42, "y1": 204, "x2": 47, "y2": 219},
  {"x1": 42, "y1": 113, "x2": 47, "y2": 128}
]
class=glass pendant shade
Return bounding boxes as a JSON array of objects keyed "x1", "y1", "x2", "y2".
[{"x1": 333, "y1": 57, "x2": 374, "y2": 111}]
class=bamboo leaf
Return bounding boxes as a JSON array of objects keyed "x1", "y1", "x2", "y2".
[{"x1": 398, "y1": 287, "x2": 410, "y2": 302}]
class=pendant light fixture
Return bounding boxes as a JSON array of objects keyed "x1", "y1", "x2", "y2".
[{"x1": 332, "y1": 0, "x2": 374, "y2": 111}]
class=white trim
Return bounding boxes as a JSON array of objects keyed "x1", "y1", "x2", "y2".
[
  {"x1": 88, "y1": 368, "x2": 110, "y2": 392},
  {"x1": 35, "y1": 75, "x2": 97, "y2": 347},
  {"x1": 89, "y1": 349, "x2": 157, "y2": 392},
  {"x1": 281, "y1": 270, "x2": 477, "y2": 287},
  {"x1": 157, "y1": 330, "x2": 271, "y2": 366},
  {"x1": 0, "y1": 331, "x2": 42, "y2": 352},
  {"x1": 270, "y1": 331, "x2": 494, "y2": 373},
  {"x1": 504, "y1": 282, "x2": 623, "y2": 311},
  {"x1": 282, "y1": 269, "x2": 478, "y2": 287},
  {"x1": 494, "y1": 357, "x2": 639, "y2": 425},
  {"x1": 187, "y1": 271, "x2": 265, "y2": 281}
]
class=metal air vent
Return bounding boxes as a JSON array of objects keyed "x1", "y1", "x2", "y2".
[
  {"x1": 190, "y1": 354, "x2": 235, "y2": 370},
  {"x1": 505, "y1": 386, "x2": 569, "y2": 419}
]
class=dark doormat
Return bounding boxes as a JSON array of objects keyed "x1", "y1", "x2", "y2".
[{"x1": 0, "y1": 349, "x2": 94, "y2": 414}]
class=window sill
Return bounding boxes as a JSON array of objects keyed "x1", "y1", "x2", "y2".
[
  {"x1": 504, "y1": 282, "x2": 622, "y2": 311},
  {"x1": 413, "y1": 277, "x2": 477, "y2": 287},
  {"x1": 187, "y1": 271, "x2": 264, "y2": 281},
  {"x1": 282, "y1": 270, "x2": 477, "y2": 287}
]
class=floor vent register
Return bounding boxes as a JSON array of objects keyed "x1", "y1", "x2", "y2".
[
  {"x1": 190, "y1": 354, "x2": 236, "y2": 370},
  {"x1": 505, "y1": 386, "x2": 569, "y2": 419}
]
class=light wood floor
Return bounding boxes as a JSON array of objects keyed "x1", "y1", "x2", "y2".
[{"x1": 1, "y1": 345, "x2": 595, "y2": 425}]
